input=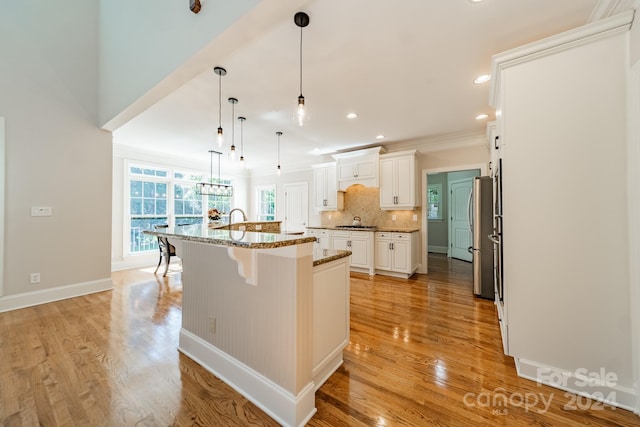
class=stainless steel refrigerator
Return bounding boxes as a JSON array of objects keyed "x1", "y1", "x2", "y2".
[{"x1": 469, "y1": 176, "x2": 494, "y2": 299}]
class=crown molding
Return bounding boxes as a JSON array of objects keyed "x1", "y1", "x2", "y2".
[
  {"x1": 489, "y1": 10, "x2": 634, "y2": 107},
  {"x1": 381, "y1": 129, "x2": 486, "y2": 154},
  {"x1": 589, "y1": 0, "x2": 623, "y2": 22}
]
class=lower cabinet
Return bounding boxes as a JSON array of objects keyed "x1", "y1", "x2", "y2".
[
  {"x1": 375, "y1": 232, "x2": 418, "y2": 278},
  {"x1": 331, "y1": 230, "x2": 374, "y2": 275},
  {"x1": 307, "y1": 228, "x2": 331, "y2": 249}
]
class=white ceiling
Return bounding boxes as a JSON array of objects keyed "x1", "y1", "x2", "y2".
[{"x1": 112, "y1": 0, "x2": 633, "y2": 174}]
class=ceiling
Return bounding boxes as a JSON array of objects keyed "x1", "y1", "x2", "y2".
[{"x1": 112, "y1": 0, "x2": 634, "y2": 175}]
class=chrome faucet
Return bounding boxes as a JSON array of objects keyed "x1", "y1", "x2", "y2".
[{"x1": 228, "y1": 208, "x2": 247, "y2": 224}]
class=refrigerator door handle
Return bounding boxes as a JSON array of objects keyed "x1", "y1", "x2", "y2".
[
  {"x1": 488, "y1": 234, "x2": 500, "y2": 245},
  {"x1": 467, "y1": 187, "x2": 473, "y2": 233}
]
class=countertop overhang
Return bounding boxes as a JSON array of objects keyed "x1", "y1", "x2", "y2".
[{"x1": 145, "y1": 224, "x2": 316, "y2": 249}]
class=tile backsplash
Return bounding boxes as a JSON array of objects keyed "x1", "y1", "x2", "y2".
[{"x1": 320, "y1": 184, "x2": 421, "y2": 229}]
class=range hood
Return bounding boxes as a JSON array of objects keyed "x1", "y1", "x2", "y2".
[{"x1": 332, "y1": 147, "x2": 385, "y2": 191}]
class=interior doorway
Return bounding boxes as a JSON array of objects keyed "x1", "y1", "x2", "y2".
[
  {"x1": 421, "y1": 164, "x2": 486, "y2": 274},
  {"x1": 283, "y1": 182, "x2": 308, "y2": 232}
]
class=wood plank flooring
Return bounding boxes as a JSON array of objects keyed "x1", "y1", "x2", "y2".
[{"x1": 1, "y1": 255, "x2": 638, "y2": 426}]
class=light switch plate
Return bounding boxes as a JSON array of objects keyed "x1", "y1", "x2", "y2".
[{"x1": 31, "y1": 206, "x2": 52, "y2": 217}]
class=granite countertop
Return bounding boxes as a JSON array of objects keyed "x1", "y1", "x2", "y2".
[
  {"x1": 313, "y1": 248, "x2": 352, "y2": 267},
  {"x1": 306, "y1": 226, "x2": 420, "y2": 233},
  {"x1": 145, "y1": 224, "x2": 315, "y2": 249}
]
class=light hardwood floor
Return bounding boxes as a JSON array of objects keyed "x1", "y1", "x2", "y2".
[{"x1": 1, "y1": 255, "x2": 638, "y2": 426}]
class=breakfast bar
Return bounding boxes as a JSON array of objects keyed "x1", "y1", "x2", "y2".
[{"x1": 145, "y1": 224, "x2": 351, "y2": 427}]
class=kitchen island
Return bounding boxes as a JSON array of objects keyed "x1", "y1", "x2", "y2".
[{"x1": 145, "y1": 225, "x2": 351, "y2": 427}]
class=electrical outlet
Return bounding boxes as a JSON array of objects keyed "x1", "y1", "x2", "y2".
[
  {"x1": 255, "y1": 224, "x2": 262, "y2": 231},
  {"x1": 328, "y1": 214, "x2": 332, "y2": 220},
  {"x1": 413, "y1": 214, "x2": 418, "y2": 221},
  {"x1": 31, "y1": 206, "x2": 52, "y2": 217},
  {"x1": 30, "y1": 273, "x2": 41, "y2": 284},
  {"x1": 209, "y1": 317, "x2": 216, "y2": 334},
  {"x1": 392, "y1": 215, "x2": 397, "y2": 221}
]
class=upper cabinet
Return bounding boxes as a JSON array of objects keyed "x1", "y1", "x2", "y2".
[
  {"x1": 312, "y1": 162, "x2": 343, "y2": 211},
  {"x1": 333, "y1": 147, "x2": 385, "y2": 191},
  {"x1": 379, "y1": 150, "x2": 420, "y2": 210}
]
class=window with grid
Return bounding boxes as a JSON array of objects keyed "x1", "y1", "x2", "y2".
[
  {"x1": 256, "y1": 186, "x2": 276, "y2": 221},
  {"x1": 427, "y1": 184, "x2": 443, "y2": 220},
  {"x1": 126, "y1": 164, "x2": 233, "y2": 255},
  {"x1": 129, "y1": 168, "x2": 169, "y2": 253}
]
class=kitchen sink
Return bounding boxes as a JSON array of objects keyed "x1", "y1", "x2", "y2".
[{"x1": 334, "y1": 225, "x2": 377, "y2": 229}]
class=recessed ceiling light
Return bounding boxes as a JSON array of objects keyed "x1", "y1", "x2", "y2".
[
  {"x1": 346, "y1": 112, "x2": 358, "y2": 119},
  {"x1": 376, "y1": 135, "x2": 385, "y2": 140},
  {"x1": 475, "y1": 114, "x2": 489, "y2": 120},
  {"x1": 313, "y1": 147, "x2": 320, "y2": 152},
  {"x1": 474, "y1": 74, "x2": 491, "y2": 84},
  {"x1": 469, "y1": 0, "x2": 485, "y2": 3}
]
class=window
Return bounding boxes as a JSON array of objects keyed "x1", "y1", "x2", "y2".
[
  {"x1": 126, "y1": 163, "x2": 233, "y2": 255},
  {"x1": 256, "y1": 186, "x2": 276, "y2": 221},
  {"x1": 427, "y1": 184, "x2": 442, "y2": 220}
]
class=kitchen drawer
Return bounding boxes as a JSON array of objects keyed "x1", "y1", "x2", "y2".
[
  {"x1": 375, "y1": 232, "x2": 392, "y2": 240},
  {"x1": 332, "y1": 230, "x2": 349, "y2": 237},
  {"x1": 392, "y1": 233, "x2": 411, "y2": 240},
  {"x1": 350, "y1": 231, "x2": 372, "y2": 239}
]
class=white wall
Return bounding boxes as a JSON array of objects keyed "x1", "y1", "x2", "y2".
[
  {"x1": 0, "y1": 2, "x2": 112, "y2": 304},
  {"x1": 98, "y1": 0, "x2": 260, "y2": 128},
  {"x1": 501, "y1": 30, "x2": 633, "y2": 402}
]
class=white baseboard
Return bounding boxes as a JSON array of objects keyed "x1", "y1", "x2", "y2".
[
  {"x1": 428, "y1": 245, "x2": 448, "y2": 254},
  {"x1": 178, "y1": 329, "x2": 316, "y2": 427},
  {"x1": 0, "y1": 277, "x2": 113, "y2": 313},
  {"x1": 515, "y1": 358, "x2": 637, "y2": 411},
  {"x1": 111, "y1": 255, "x2": 181, "y2": 272}
]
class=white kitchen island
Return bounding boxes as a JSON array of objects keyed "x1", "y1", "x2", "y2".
[{"x1": 145, "y1": 225, "x2": 351, "y2": 427}]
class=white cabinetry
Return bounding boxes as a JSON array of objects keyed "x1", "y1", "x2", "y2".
[
  {"x1": 307, "y1": 228, "x2": 331, "y2": 249},
  {"x1": 333, "y1": 147, "x2": 384, "y2": 191},
  {"x1": 374, "y1": 231, "x2": 418, "y2": 278},
  {"x1": 331, "y1": 230, "x2": 374, "y2": 275},
  {"x1": 312, "y1": 255, "x2": 350, "y2": 389},
  {"x1": 313, "y1": 163, "x2": 343, "y2": 211},
  {"x1": 379, "y1": 150, "x2": 419, "y2": 210}
]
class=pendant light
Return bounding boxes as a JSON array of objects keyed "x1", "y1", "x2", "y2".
[
  {"x1": 228, "y1": 97, "x2": 238, "y2": 160},
  {"x1": 294, "y1": 12, "x2": 310, "y2": 126},
  {"x1": 213, "y1": 67, "x2": 226, "y2": 147},
  {"x1": 196, "y1": 150, "x2": 233, "y2": 196},
  {"x1": 238, "y1": 116, "x2": 246, "y2": 169},
  {"x1": 276, "y1": 131, "x2": 283, "y2": 176}
]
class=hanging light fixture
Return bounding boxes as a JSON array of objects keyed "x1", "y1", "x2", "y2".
[
  {"x1": 228, "y1": 97, "x2": 238, "y2": 160},
  {"x1": 276, "y1": 131, "x2": 283, "y2": 176},
  {"x1": 196, "y1": 150, "x2": 233, "y2": 196},
  {"x1": 238, "y1": 116, "x2": 246, "y2": 169},
  {"x1": 213, "y1": 67, "x2": 226, "y2": 147},
  {"x1": 294, "y1": 12, "x2": 310, "y2": 126}
]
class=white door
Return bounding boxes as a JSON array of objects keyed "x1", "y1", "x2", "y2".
[
  {"x1": 284, "y1": 182, "x2": 308, "y2": 232},
  {"x1": 449, "y1": 178, "x2": 473, "y2": 262}
]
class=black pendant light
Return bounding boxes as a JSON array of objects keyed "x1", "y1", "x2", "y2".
[
  {"x1": 294, "y1": 12, "x2": 309, "y2": 126},
  {"x1": 276, "y1": 131, "x2": 283, "y2": 176},
  {"x1": 238, "y1": 116, "x2": 246, "y2": 169},
  {"x1": 228, "y1": 97, "x2": 238, "y2": 160},
  {"x1": 214, "y1": 67, "x2": 226, "y2": 147}
]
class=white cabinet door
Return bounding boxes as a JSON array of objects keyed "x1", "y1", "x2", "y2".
[
  {"x1": 379, "y1": 158, "x2": 395, "y2": 207},
  {"x1": 379, "y1": 151, "x2": 417, "y2": 210},
  {"x1": 391, "y1": 239, "x2": 410, "y2": 273},
  {"x1": 349, "y1": 238, "x2": 370, "y2": 269},
  {"x1": 395, "y1": 156, "x2": 414, "y2": 206},
  {"x1": 337, "y1": 162, "x2": 356, "y2": 181},
  {"x1": 325, "y1": 165, "x2": 337, "y2": 208},
  {"x1": 332, "y1": 235, "x2": 349, "y2": 251},
  {"x1": 313, "y1": 164, "x2": 339, "y2": 211},
  {"x1": 375, "y1": 238, "x2": 392, "y2": 270},
  {"x1": 314, "y1": 168, "x2": 327, "y2": 209}
]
